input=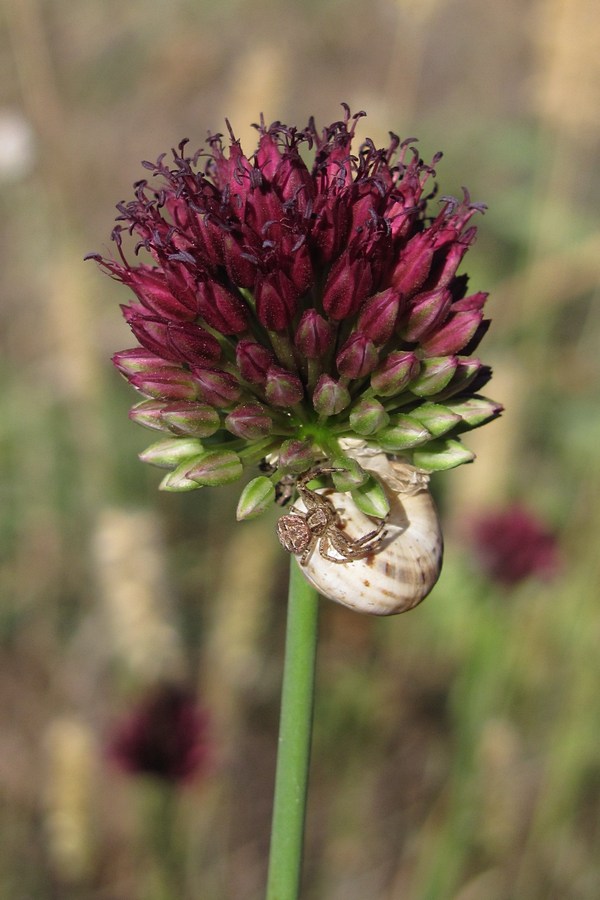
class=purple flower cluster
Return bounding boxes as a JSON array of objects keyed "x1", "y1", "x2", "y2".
[
  {"x1": 90, "y1": 106, "x2": 501, "y2": 517},
  {"x1": 107, "y1": 684, "x2": 209, "y2": 784},
  {"x1": 470, "y1": 505, "x2": 560, "y2": 586}
]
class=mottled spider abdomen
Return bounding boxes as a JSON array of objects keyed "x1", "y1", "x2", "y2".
[{"x1": 276, "y1": 514, "x2": 313, "y2": 555}]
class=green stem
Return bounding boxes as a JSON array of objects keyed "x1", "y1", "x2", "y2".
[{"x1": 266, "y1": 559, "x2": 320, "y2": 900}]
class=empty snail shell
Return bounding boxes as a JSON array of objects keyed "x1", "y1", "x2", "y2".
[{"x1": 291, "y1": 455, "x2": 443, "y2": 615}]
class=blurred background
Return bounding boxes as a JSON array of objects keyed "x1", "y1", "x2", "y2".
[{"x1": 1, "y1": 0, "x2": 599, "y2": 897}]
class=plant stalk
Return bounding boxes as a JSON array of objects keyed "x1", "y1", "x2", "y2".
[{"x1": 265, "y1": 558, "x2": 320, "y2": 900}]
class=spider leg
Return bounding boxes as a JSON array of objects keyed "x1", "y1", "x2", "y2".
[
  {"x1": 334, "y1": 522, "x2": 385, "y2": 548},
  {"x1": 348, "y1": 519, "x2": 387, "y2": 547},
  {"x1": 296, "y1": 467, "x2": 345, "y2": 511},
  {"x1": 317, "y1": 533, "x2": 349, "y2": 564},
  {"x1": 299, "y1": 535, "x2": 317, "y2": 565},
  {"x1": 298, "y1": 486, "x2": 324, "y2": 511},
  {"x1": 327, "y1": 525, "x2": 386, "y2": 559}
]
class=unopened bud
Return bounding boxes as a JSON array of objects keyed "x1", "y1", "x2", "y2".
[
  {"x1": 255, "y1": 272, "x2": 298, "y2": 330},
  {"x1": 159, "y1": 462, "x2": 204, "y2": 492},
  {"x1": 312, "y1": 375, "x2": 351, "y2": 416},
  {"x1": 235, "y1": 339, "x2": 274, "y2": 385},
  {"x1": 400, "y1": 287, "x2": 452, "y2": 342},
  {"x1": 185, "y1": 450, "x2": 243, "y2": 486},
  {"x1": 350, "y1": 476, "x2": 390, "y2": 519},
  {"x1": 129, "y1": 400, "x2": 171, "y2": 432},
  {"x1": 377, "y1": 416, "x2": 432, "y2": 451},
  {"x1": 125, "y1": 313, "x2": 221, "y2": 365},
  {"x1": 336, "y1": 333, "x2": 378, "y2": 378},
  {"x1": 434, "y1": 358, "x2": 488, "y2": 400},
  {"x1": 222, "y1": 232, "x2": 257, "y2": 288},
  {"x1": 294, "y1": 310, "x2": 334, "y2": 359},
  {"x1": 407, "y1": 402, "x2": 462, "y2": 437},
  {"x1": 160, "y1": 402, "x2": 221, "y2": 437},
  {"x1": 265, "y1": 366, "x2": 304, "y2": 407},
  {"x1": 322, "y1": 252, "x2": 372, "y2": 320},
  {"x1": 421, "y1": 310, "x2": 483, "y2": 356},
  {"x1": 349, "y1": 398, "x2": 390, "y2": 435},
  {"x1": 410, "y1": 356, "x2": 458, "y2": 397},
  {"x1": 196, "y1": 281, "x2": 249, "y2": 334},
  {"x1": 329, "y1": 457, "x2": 368, "y2": 491},
  {"x1": 139, "y1": 437, "x2": 205, "y2": 468},
  {"x1": 445, "y1": 396, "x2": 503, "y2": 427},
  {"x1": 236, "y1": 476, "x2": 276, "y2": 520},
  {"x1": 356, "y1": 289, "x2": 401, "y2": 345},
  {"x1": 390, "y1": 232, "x2": 434, "y2": 296},
  {"x1": 412, "y1": 437, "x2": 475, "y2": 471},
  {"x1": 130, "y1": 371, "x2": 200, "y2": 401},
  {"x1": 370, "y1": 351, "x2": 419, "y2": 397},
  {"x1": 192, "y1": 367, "x2": 242, "y2": 407},
  {"x1": 113, "y1": 349, "x2": 179, "y2": 376},
  {"x1": 225, "y1": 403, "x2": 273, "y2": 440},
  {"x1": 278, "y1": 439, "x2": 318, "y2": 473}
]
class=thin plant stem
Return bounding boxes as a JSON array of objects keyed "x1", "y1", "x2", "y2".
[{"x1": 266, "y1": 558, "x2": 320, "y2": 900}]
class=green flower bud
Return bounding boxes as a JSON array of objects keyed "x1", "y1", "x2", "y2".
[
  {"x1": 350, "y1": 475, "x2": 390, "y2": 519},
  {"x1": 129, "y1": 400, "x2": 171, "y2": 433},
  {"x1": 160, "y1": 402, "x2": 221, "y2": 437},
  {"x1": 236, "y1": 476, "x2": 277, "y2": 521},
  {"x1": 278, "y1": 439, "x2": 318, "y2": 473},
  {"x1": 409, "y1": 356, "x2": 458, "y2": 397},
  {"x1": 159, "y1": 461, "x2": 204, "y2": 492},
  {"x1": 445, "y1": 395, "x2": 503, "y2": 427},
  {"x1": 377, "y1": 416, "x2": 432, "y2": 451},
  {"x1": 139, "y1": 438, "x2": 206, "y2": 468},
  {"x1": 407, "y1": 402, "x2": 462, "y2": 437},
  {"x1": 434, "y1": 358, "x2": 484, "y2": 401},
  {"x1": 412, "y1": 438, "x2": 475, "y2": 471},
  {"x1": 312, "y1": 375, "x2": 351, "y2": 416},
  {"x1": 349, "y1": 398, "x2": 390, "y2": 435},
  {"x1": 330, "y1": 456, "x2": 369, "y2": 491},
  {"x1": 185, "y1": 450, "x2": 243, "y2": 486}
]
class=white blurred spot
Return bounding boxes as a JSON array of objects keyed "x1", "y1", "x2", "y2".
[{"x1": 0, "y1": 109, "x2": 36, "y2": 181}]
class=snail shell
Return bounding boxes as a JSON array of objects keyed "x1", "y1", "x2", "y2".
[{"x1": 293, "y1": 456, "x2": 443, "y2": 615}]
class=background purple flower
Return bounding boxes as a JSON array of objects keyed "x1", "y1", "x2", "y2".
[
  {"x1": 107, "y1": 684, "x2": 209, "y2": 784},
  {"x1": 469, "y1": 505, "x2": 561, "y2": 586}
]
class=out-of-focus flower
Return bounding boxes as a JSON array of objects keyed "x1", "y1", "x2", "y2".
[
  {"x1": 89, "y1": 105, "x2": 501, "y2": 520},
  {"x1": 44, "y1": 718, "x2": 95, "y2": 881},
  {"x1": 0, "y1": 109, "x2": 36, "y2": 182},
  {"x1": 469, "y1": 505, "x2": 561, "y2": 586},
  {"x1": 107, "y1": 684, "x2": 209, "y2": 784}
]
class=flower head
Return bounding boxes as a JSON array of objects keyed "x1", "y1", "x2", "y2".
[
  {"x1": 469, "y1": 505, "x2": 561, "y2": 586},
  {"x1": 107, "y1": 684, "x2": 209, "y2": 784},
  {"x1": 90, "y1": 105, "x2": 501, "y2": 519}
]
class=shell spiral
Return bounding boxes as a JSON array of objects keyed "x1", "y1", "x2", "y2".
[{"x1": 294, "y1": 456, "x2": 443, "y2": 615}]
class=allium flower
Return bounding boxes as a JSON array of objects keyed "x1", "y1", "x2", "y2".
[
  {"x1": 89, "y1": 105, "x2": 501, "y2": 520},
  {"x1": 107, "y1": 684, "x2": 209, "y2": 783},
  {"x1": 469, "y1": 505, "x2": 560, "y2": 586}
]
